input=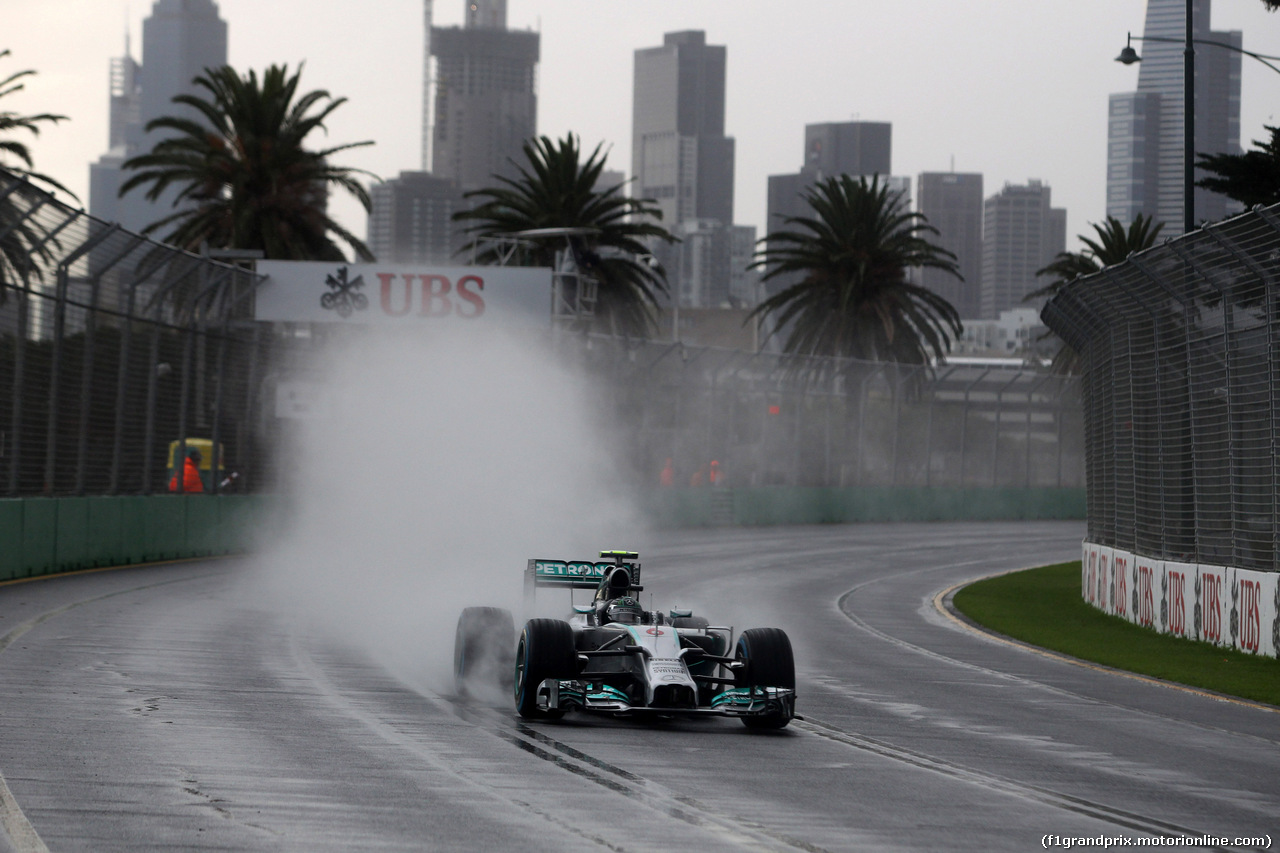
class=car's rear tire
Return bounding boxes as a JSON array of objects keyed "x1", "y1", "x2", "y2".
[
  {"x1": 514, "y1": 619, "x2": 577, "y2": 720},
  {"x1": 734, "y1": 627, "x2": 795, "y2": 730},
  {"x1": 454, "y1": 607, "x2": 515, "y2": 698}
]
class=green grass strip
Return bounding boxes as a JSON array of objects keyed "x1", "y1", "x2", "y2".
[{"x1": 953, "y1": 561, "x2": 1280, "y2": 707}]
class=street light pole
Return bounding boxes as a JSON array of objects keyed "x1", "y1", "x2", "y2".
[
  {"x1": 1118, "y1": 6, "x2": 1280, "y2": 234},
  {"x1": 1184, "y1": 0, "x2": 1194, "y2": 234}
]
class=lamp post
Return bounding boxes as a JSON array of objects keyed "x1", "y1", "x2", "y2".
[{"x1": 1117, "y1": 9, "x2": 1280, "y2": 234}]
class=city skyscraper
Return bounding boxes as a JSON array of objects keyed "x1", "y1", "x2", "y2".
[
  {"x1": 89, "y1": 0, "x2": 228, "y2": 234},
  {"x1": 632, "y1": 30, "x2": 736, "y2": 308},
  {"x1": 430, "y1": 0, "x2": 538, "y2": 190},
  {"x1": 981, "y1": 181, "x2": 1066, "y2": 319},
  {"x1": 766, "y1": 121, "x2": 892, "y2": 235},
  {"x1": 917, "y1": 172, "x2": 984, "y2": 320},
  {"x1": 802, "y1": 122, "x2": 892, "y2": 181},
  {"x1": 367, "y1": 172, "x2": 468, "y2": 264},
  {"x1": 1107, "y1": 0, "x2": 1241, "y2": 232},
  {"x1": 632, "y1": 31, "x2": 734, "y2": 228}
]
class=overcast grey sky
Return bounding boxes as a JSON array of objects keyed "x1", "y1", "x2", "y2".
[{"x1": 6, "y1": 0, "x2": 1280, "y2": 252}]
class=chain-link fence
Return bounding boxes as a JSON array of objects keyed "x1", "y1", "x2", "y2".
[
  {"x1": 574, "y1": 337, "x2": 1084, "y2": 491},
  {"x1": 1042, "y1": 202, "x2": 1280, "y2": 573},
  {"x1": 0, "y1": 167, "x2": 273, "y2": 496},
  {"x1": 2, "y1": 164, "x2": 1084, "y2": 499}
]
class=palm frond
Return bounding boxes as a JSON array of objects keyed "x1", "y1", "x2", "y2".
[
  {"x1": 750, "y1": 174, "x2": 961, "y2": 372},
  {"x1": 119, "y1": 62, "x2": 376, "y2": 261},
  {"x1": 454, "y1": 133, "x2": 676, "y2": 337}
]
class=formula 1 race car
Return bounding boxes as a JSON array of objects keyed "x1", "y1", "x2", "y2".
[{"x1": 453, "y1": 550, "x2": 797, "y2": 729}]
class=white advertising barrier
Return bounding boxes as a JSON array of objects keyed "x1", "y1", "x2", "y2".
[
  {"x1": 1080, "y1": 541, "x2": 1280, "y2": 658},
  {"x1": 1133, "y1": 554, "x2": 1159, "y2": 629},
  {"x1": 1080, "y1": 541, "x2": 1088, "y2": 603},
  {"x1": 1229, "y1": 566, "x2": 1278, "y2": 658},
  {"x1": 1196, "y1": 564, "x2": 1228, "y2": 647},
  {"x1": 253, "y1": 261, "x2": 553, "y2": 326},
  {"x1": 1161, "y1": 560, "x2": 1195, "y2": 640},
  {"x1": 1096, "y1": 545, "x2": 1114, "y2": 615},
  {"x1": 1110, "y1": 547, "x2": 1131, "y2": 620}
]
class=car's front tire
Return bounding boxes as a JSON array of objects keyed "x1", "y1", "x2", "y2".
[
  {"x1": 734, "y1": 627, "x2": 795, "y2": 730},
  {"x1": 514, "y1": 619, "x2": 577, "y2": 720}
]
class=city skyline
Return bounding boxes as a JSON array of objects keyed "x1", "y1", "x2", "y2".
[{"x1": 7, "y1": 1, "x2": 1280, "y2": 256}]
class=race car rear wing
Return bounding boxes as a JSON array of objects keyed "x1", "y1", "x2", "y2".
[{"x1": 524, "y1": 550, "x2": 641, "y2": 601}]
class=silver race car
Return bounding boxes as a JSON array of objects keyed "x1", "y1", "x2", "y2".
[{"x1": 453, "y1": 550, "x2": 797, "y2": 729}]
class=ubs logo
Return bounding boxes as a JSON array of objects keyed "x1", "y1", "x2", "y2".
[
  {"x1": 320, "y1": 266, "x2": 368, "y2": 317},
  {"x1": 1168, "y1": 570, "x2": 1186, "y2": 637},
  {"x1": 1136, "y1": 564, "x2": 1155, "y2": 628},
  {"x1": 1239, "y1": 579, "x2": 1261, "y2": 653},
  {"x1": 1112, "y1": 555, "x2": 1128, "y2": 616},
  {"x1": 1202, "y1": 573, "x2": 1223, "y2": 644}
]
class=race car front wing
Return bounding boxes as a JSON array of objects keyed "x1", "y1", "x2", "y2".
[{"x1": 533, "y1": 678, "x2": 797, "y2": 720}]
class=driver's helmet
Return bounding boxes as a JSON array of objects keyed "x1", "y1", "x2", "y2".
[{"x1": 605, "y1": 596, "x2": 643, "y2": 625}]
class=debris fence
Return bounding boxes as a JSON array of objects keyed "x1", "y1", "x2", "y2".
[{"x1": 1042, "y1": 202, "x2": 1280, "y2": 572}]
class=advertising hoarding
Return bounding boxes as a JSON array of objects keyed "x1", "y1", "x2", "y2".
[{"x1": 254, "y1": 261, "x2": 552, "y2": 326}]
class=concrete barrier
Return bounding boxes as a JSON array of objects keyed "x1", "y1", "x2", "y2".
[
  {"x1": 0, "y1": 496, "x2": 267, "y2": 583},
  {"x1": 1, "y1": 489, "x2": 1084, "y2": 584},
  {"x1": 643, "y1": 486, "x2": 1086, "y2": 528}
]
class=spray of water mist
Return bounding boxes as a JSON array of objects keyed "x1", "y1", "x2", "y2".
[{"x1": 254, "y1": 326, "x2": 649, "y2": 691}]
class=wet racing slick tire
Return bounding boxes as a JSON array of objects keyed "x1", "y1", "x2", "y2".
[
  {"x1": 514, "y1": 619, "x2": 578, "y2": 720},
  {"x1": 454, "y1": 607, "x2": 515, "y2": 698},
  {"x1": 734, "y1": 627, "x2": 796, "y2": 730}
]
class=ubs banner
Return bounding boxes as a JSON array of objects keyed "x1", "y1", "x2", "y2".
[
  {"x1": 253, "y1": 262, "x2": 552, "y2": 326},
  {"x1": 1081, "y1": 540, "x2": 1280, "y2": 659}
]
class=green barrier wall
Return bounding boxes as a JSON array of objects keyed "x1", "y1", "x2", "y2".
[
  {"x1": 644, "y1": 486, "x2": 1086, "y2": 528},
  {"x1": 0, "y1": 489, "x2": 1080, "y2": 583},
  {"x1": 0, "y1": 496, "x2": 267, "y2": 584}
]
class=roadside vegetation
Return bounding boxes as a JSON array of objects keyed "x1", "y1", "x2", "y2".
[
  {"x1": 120, "y1": 63, "x2": 376, "y2": 261},
  {"x1": 454, "y1": 133, "x2": 675, "y2": 338},
  {"x1": 0, "y1": 49, "x2": 72, "y2": 307},
  {"x1": 953, "y1": 562, "x2": 1280, "y2": 707},
  {"x1": 749, "y1": 174, "x2": 962, "y2": 368}
]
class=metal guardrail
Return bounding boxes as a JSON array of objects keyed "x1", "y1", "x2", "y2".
[
  {"x1": 1042, "y1": 202, "x2": 1280, "y2": 572},
  {"x1": 0, "y1": 167, "x2": 271, "y2": 496}
]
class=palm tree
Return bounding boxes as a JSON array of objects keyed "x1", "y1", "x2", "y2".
[
  {"x1": 120, "y1": 63, "x2": 375, "y2": 261},
  {"x1": 1195, "y1": 125, "x2": 1280, "y2": 209},
  {"x1": 0, "y1": 49, "x2": 72, "y2": 306},
  {"x1": 748, "y1": 174, "x2": 962, "y2": 370},
  {"x1": 1029, "y1": 213, "x2": 1165, "y2": 373},
  {"x1": 454, "y1": 134, "x2": 675, "y2": 337}
]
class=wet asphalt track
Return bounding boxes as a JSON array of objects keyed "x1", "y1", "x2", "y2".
[{"x1": 0, "y1": 521, "x2": 1277, "y2": 852}]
